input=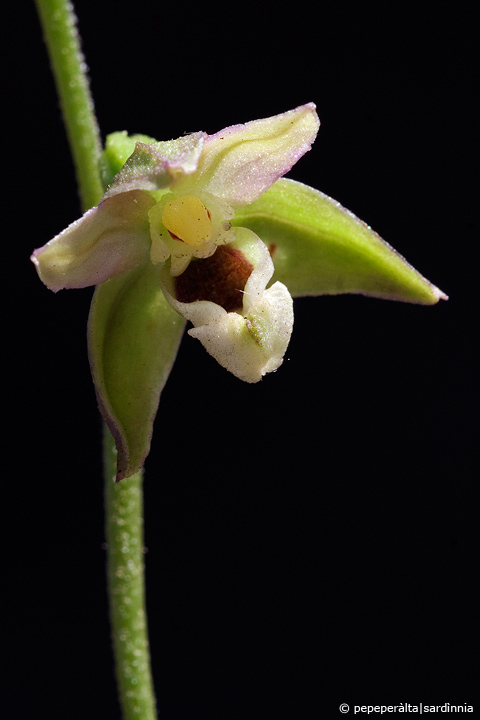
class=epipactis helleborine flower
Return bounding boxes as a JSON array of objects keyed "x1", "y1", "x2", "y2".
[
  {"x1": 33, "y1": 104, "x2": 319, "y2": 285},
  {"x1": 31, "y1": 104, "x2": 446, "y2": 479},
  {"x1": 32, "y1": 105, "x2": 320, "y2": 382}
]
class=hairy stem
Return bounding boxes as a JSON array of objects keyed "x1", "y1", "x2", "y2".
[
  {"x1": 35, "y1": 0, "x2": 103, "y2": 210},
  {"x1": 104, "y1": 427, "x2": 157, "y2": 720},
  {"x1": 35, "y1": 2, "x2": 158, "y2": 717}
]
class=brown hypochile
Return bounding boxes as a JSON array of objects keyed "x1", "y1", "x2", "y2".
[{"x1": 174, "y1": 246, "x2": 254, "y2": 313}]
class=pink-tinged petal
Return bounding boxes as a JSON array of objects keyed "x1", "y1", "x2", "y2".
[
  {"x1": 31, "y1": 190, "x2": 155, "y2": 292},
  {"x1": 178, "y1": 104, "x2": 319, "y2": 208},
  {"x1": 103, "y1": 133, "x2": 206, "y2": 199}
]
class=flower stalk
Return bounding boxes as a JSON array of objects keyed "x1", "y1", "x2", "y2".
[{"x1": 34, "y1": 1, "x2": 157, "y2": 717}]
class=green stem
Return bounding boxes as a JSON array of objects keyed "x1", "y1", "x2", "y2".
[
  {"x1": 104, "y1": 427, "x2": 157, "y2": 720},
  {"x1": 34, "y1": 0, "x2": 103, "y2": 210},
  {"x1": 35, "y1": 2, "x2": 158, "y2": 717}
]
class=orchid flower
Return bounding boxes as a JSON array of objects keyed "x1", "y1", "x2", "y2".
[
  {"x1": 31, "y1": 104, "x2": 445, "y2": 479},
  {"x1": 32, "y1": 104, "x2": 319, "y2": 286}
]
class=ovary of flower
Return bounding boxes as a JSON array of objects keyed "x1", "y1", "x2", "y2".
[{"x1": 161, "y1": 195, "x2": 212, "y2": 246}]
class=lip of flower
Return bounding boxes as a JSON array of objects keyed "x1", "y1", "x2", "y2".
[
  {"x1": 160, "y1": 227, "x2": 294, "y2": 383},
  {"x1": 31, "y1": 104, "x2": 320, "y2": 292}
]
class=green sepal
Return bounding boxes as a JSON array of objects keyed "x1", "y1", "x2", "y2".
[
  {"x1": 88, "y1": 263, "x2": 185, "y2": 480},
  {"x1": 233, "y1": 178, "x2": 446, "y2": 304},
  {"x1": 100, "y1": 131, "x2": 158, "y2": 189}
]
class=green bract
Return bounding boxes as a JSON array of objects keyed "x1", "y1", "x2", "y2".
[{"x1": 31, "y1": 104, "x2": 446, "y2": 480}]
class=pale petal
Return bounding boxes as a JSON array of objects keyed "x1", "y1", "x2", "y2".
[
  {"x1": 103, "y1": 132, "x2": 206, "y2": 199},
  {"x1": 176, "y1": 104, "x2": 320, "y2": 208},
  {"x1": 31, "y1": 190, "x2": 155, "y2": 291}
]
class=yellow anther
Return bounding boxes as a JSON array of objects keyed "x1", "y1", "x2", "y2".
[{"x1": 161, "y1": 195, "x2": 212, "y2": 247}]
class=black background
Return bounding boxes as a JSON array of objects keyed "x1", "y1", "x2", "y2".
[{"x1": 5, "y1": 2, "x2": 476, "y2": 718}]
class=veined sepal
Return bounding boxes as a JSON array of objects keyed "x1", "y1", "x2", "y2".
[
  {"x1": 88, "y1": 262, "x2": 185, "y2": 480},
  {"x1": 233, "y1": 178, "x2": 447, "y2": 304}
]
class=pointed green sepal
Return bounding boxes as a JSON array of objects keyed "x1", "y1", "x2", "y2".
[
  {"x1": 100, "y1": 131, "x2": 158, "y2": 188},
  {"x1": 233, "y1": 178, "x2": 446, "y2": 304},
  {"x1": 88, "y1": 263, "x2": 185, "y2": 480}
]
